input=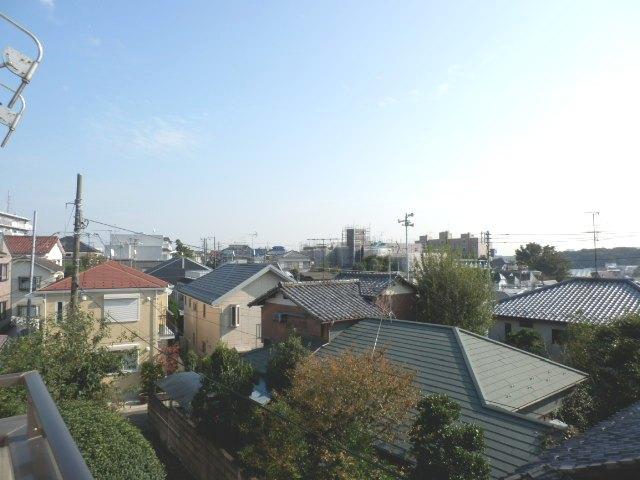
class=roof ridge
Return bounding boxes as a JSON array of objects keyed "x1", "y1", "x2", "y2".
[{"x1": 283, "y1": 279, "x2": 360, "y2": 286}]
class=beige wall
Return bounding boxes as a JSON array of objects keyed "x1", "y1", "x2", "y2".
[
  {"x1": 40, "y1": 288, "x2": 168, "y2": 367},
  {"x1": 183, "y1": 270, "x2": 283, "y2": 355},
  {"x1": 489, "y1": 316, "x2": 565, "y2": 359}
]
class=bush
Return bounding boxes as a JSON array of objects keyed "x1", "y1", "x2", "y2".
[
  {"x1": 265, "y1": 334, "x2": 309, "y2": 393},
  {"x1": 181, "y1": 349, "x2": 199, "y2": 372},
  {"x1": 505, "y1": 329, "x2": 548, "y2": 357},
  {"x1": 59, "y1": 400, "x2": 165, "y2": 480},
  {"x1": 140, "y1": 361, "x2": 163, "y2": 397}
]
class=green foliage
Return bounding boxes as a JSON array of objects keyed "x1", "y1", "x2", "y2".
[
  {"x1": 181, "y1": 349, "x2": 199, "y2": 372},
  {"x1": 414, "y1": 248, "x2": 495, "y2": 334},
  {"x1": 505, "y1": 329, "x2": 548, "y2": 357},
  {"x1": 168, "y1": 298, "x2": 183, "y2": 333},
  {"x1": 59, "y1": 400, "x2": 165, "y2": 480},
  {"x1": 353, "y1": 255, "x2": 390, "y2": 272},
  {"x1": 243, "y1": 351, "x2": 418, "y2": 480},
  {"x1": 172, "y1": 239, "x2": 194, "y2": 259},
  {"x1": 191, "y1": 342, "x2": 257, "y2": 451},
  {"x1": 410, "y1": 393, "x2": 490, "y2": 480},
  {"x1": 265, "y1": 334, "x2": 309, "y2": 393},
  {"x1": 140, "y1": 360, "x2": 163, "y2": 397},
  {"x1": 559, "y1": 313, "x2": 640, "y2": 431},
  {"x1": 515, "y1": 243, "x2": 570, "y2": 281},
  {"x1": 63, "y1": 255, "x2": 106, "y2": 278}
]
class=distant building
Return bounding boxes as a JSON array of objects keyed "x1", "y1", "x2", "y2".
[
  {"x1": 417, "y1": 231, "x2": 488, "y2": 259},
  {"x1": 273, "y1": 250, "x2": 312, "y2": 272},
  {"x1": 59, "y1": 235, "x2": 102, "y2": 259},
  {"x1": 107, "y1": 233, "x2": 172, "y2": 263},
  {"x1": 0, "y1": 211, "x2": 31, "y2": 236},
  {"x1": 220, "y1": 244, "x2": 256, "y2": 264}
]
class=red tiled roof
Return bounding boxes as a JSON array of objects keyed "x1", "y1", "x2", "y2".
[
  {"x1": 4, "y1": 235, "x2": 63, "y2": 255},
  {"x1": 39, "y1": 260, "x2": 168, "y2": 291}
]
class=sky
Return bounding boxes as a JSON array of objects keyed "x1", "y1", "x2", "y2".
[{"x1": 2, "y1": 1, "x2": 640, "y2": 255}]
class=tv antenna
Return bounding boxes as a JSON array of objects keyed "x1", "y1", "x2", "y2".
[{"x1": 0, "y1": 11, "x2": 44, "y2": 147}]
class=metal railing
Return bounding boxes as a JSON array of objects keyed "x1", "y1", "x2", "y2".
[{"x1": 0, "y1": 371, "x2": 93, "y2": 479}]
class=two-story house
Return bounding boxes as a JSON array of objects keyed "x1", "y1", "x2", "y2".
[
  {"x1": 0, "y1": 235, "x2": 11, "y2": 330},
  {"x1": 10, "y1": 256, "x2": 63, "y2": 327},
  {"x1": 34, "y1": 260, "x2": 171, "y2": 374},
  {"x1": 177, "y1": 263, "x2": 291, "y2": 355},
  {"x1": 4, "y1": 235, "x2": 65, "y2": 266}
]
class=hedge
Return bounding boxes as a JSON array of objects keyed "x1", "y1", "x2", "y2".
[{"x1": 58, "y1": 400, "x2": 166, "y2": 480}]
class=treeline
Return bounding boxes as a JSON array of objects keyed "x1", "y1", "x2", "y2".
[{"x1": 561, "y1": 247, "x2": 640, "y2": 268}]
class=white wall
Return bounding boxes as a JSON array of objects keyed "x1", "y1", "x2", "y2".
[{"x1": 10, "y1": 260, "x2": 63, "y2": 315}]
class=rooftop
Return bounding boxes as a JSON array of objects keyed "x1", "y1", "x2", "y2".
[
  {"x1": 494, "y1": 278, "x2": 640, "y2": 325},
  {"x1": 4, "y1": 235, "x2": 63, "y2": 256},
  {"x1": 37, "y1": 260, "x2": 168, "y2": 291},
  {"x1": 250, "y1": 279, "x2": 383, "y2": 322},
  {"x1": 508, "y1": 400, "x2": 640, "y2": 479},
  {"x1": 59, "y1": 236, "x2": 101, "y2": 254},
  {"x1": 13, "y1": 255, "x2": 64, "y2": 273},
  {"x1": 317, "y1": 319, "x2": 587, "y2": 479},
  {"x1": 334, "y1": 270, "x2": 414, "y2": 297},
  {"x1": 145, "y1": 256, "x2": 211, "y2": 285}
]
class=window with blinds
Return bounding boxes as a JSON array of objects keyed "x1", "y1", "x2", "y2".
[{"x1": 104, "y1": 295, "x2": 139, "y2": 323}]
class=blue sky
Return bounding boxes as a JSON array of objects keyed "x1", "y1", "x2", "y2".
[{"x1": 2, "y1": 1, "x2": 640, "y2": 254}]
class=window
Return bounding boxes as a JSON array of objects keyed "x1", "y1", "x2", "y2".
[
  {"x1": 104, "y1": 295, "x2": 139, "y2": 323},
  {"x1": 552, "y1": 329, "x2": 565, "y2": 345},
  {"x1": 504, "y1": 322, "x2": 512, "y2": 337},
  {"x1": 109, "y1": 346, "x2": 139, "y2": 373},
  {"x1": 17, "y1": 305, "x2": 39, "y2": 317},
  {"x1": 518, "y1": 319, "x2": 534, "y2": 329},
  {"x1": 0, "y1": 264, "x2": 7, "y2": 281},
  {"x1": 56, "y1": 301, "x2": 64, "y2": 321},
  {"x1": 231, "y1": 305, "x2": 240, "y2": 327},
  {"x1": 18, "y1": 276, "x2": 41, "y2": 291},
  {"x1": 0, "y1": 301, "x2": 6, "y2": 320},
  {"x1": 192, "y1": 301, "x2": 197, "y2": 311}
]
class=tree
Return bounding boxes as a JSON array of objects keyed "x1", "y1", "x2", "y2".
[
  {"x1": 515, "y1": 243, "x2": 570, "y2": 281},
  {"x1": 410, "y1": 393, "x2": 490, "y2": 480},
  {"x1": 242, "y1": 351, "x2": 419, "y2": 480},
  {"x1": 353, "y1": 255, "x2": 390, "y2": 272},
  {"x1": 140, "y1": 360, "x2": 164, "y2": 397},
  {"x1": 505, "y1": 329, "x2": 548, "y2": 357},
  {"x1": 173, "y1": 239, "x2": 194, "y2": 259},
  {"x1": 59, "y1": 400, "x2": 165, "y2": 480},
  {"x1": 191, "y1": 343, "x2": 257, "y2": 451},
  {"x1": 265, "y1": 334, "x2": 309, "y2": 393},
  {"x1": 414, "y1": 248, "x2": 495, "y2": 334},
  {"x1": 559, "y1": 313, "x2": 640, "y2": 431}
]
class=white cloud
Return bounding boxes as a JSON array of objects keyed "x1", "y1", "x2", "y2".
[
  {"x1": 87, "y1": 36, "x2": 102, "y2": 47},
  {"x1": 436, "y1": 83, "x2": 450, "y2": 97},
  {"x1": 39, "y1": 0, "x2": 54, "y2": 8}
]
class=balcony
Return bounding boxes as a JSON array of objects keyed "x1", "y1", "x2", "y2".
[
  {"x1": 157, "y1": 310, "x2": 176, "y2": 340},
  {"x1": 0, "y1": 371, "x2": 93, "y2": 479}
]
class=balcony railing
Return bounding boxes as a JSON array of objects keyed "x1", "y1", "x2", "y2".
[
  {"x1": 158, "y1": 310, "x2": 176, "y2": 339},
  {"x1": 0, "y1": 371, "x2": 93, "y2": 479}
]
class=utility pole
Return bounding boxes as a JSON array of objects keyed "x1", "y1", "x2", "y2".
[
  {"x1": 70, "y1": 174, "x2": 83, "y2": 310},
  {"x1": 484, "y1": 230, "x2": 491, "y2": 268},
  {"x1": 25, "y1": 210, "x2": 36, "y2": 328},
  {"x1": 586, "y1": 211, "x2": 600, "y2": 277},
  {"x1": 398, "y1": 213, "x2": 414, "y2": 281}
]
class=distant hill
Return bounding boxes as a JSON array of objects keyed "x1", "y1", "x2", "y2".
[{"x1": 562, "y1": 247, "x2": 640, "y2": 269}]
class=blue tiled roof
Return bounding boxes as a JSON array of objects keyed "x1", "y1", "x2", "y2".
[
  {"x1": 494, "y1": 278, "x2": 640, "y2": 325},
  {"x1": 334, "y1": 270, "x2": 414, "y2": 297}
]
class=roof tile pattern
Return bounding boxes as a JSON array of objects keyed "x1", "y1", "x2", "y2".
[
  {"x1": 178, "y1": 263, "x2": 287, "y2": 304},
  {"x1": 276, "y1": 280, "x2": 383, "y2": 322},
  {"x1": 145, "y1": 257, "x2": 211, "y2": 285},
  {"x1": 318, "y1": 319, "x2": 585, "y2": 480},
  {"x1": 4, "y1": 235, "x2": 62, "y2": 256},
  {"x1": 494, "y1": 278, "x2": 640, "y2": 325},
  {"x1": 39, "y1": 260, "x2": 168, "y2": 291},
  {"x1": 334, "y1": 270, "x2": 413, "y2": 297},
  {"x1": 508, "y1": 401, "x2": 640, "y2": 479},
  {"x1": 458, "y1": 332, "x2": 586, "y2": 411}
]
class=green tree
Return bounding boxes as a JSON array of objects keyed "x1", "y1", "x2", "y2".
[
  {"x1": 242, "y1": 351, "x2": 419, "y2": 480},
  {"x1": 172, "y1": 239, "x2": 194, "y2": 259},
  {"x1": 140, "y1": 360, "x2": 164, "y2": 397},
  {"x1": 59, "y1": 400, "x2": 165, "y2": 480},
  {"x1": 414, "y1": 248, "x2": 495, "y2": 334},
  {"x1": 559, "y1": 313, "x2": 640, "y2": 431},
  {"x1": 353, "y1": 255, "x2": 390, "y2": 272},
  {"x1": 410, "y1": 393, "x2": 490, "y2": 480},
  {"x1": 265, "y1": 334, "x2": 309, "y2": 393},
  {"x1": 515, "y1": 243, "x2": 570, "y2": 281},
  {"x1": 505, "y1": 329, "x2": 548, "y2": 357},
  {"x1": 191, "y1": 343, "x2": 257, "y2": 451}
]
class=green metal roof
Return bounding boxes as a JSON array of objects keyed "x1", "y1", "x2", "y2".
[{"x1": 317, "y1": 319, "x2": 586, "y2": 480}]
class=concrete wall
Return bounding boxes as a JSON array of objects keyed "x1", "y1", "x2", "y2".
[
  {"x1": 148, "y1": 395, "x2": 254, "y2": 480},
  {"x1": 489, "y1": 316, "x2": 565, "y2": 359}
]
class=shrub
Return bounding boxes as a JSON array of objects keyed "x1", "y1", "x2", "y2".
[
  {"x1": 505, "y1": 329, "x2": 548, "y2": 357},
  {"x1": 59, "y1": 400, "x2": 165, "y2": 480},
  {"x1": 140, "y1": 360, "x2": 164, "y2": 397},
  {"x1": 265, "y1": 334, "x2": 309, "y2": 392}
]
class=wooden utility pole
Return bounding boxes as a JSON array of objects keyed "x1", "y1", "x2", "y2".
[{"x1": 70, "y1": 174, "x2": 83, "y2": 309}]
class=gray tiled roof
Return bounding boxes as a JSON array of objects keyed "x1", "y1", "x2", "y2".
[
  {"x1": 317, "y1": 319, "x2": 585, "y2": 480},
  {"x1": 177, "y1": 263, "x2": 286, "y2": 304},
  {"x1": 507, "y1": 401, "x2": 640, "y2": 479},
  {"x1": 252, "y1": 280, "x2": 383, "y2": 322},
  {"x1": 334, "y1": 270, "x2": 414, "y2": 297},
  {"x1": 494, "y1": 278, "x2": 640, "y2": 325},
  {"x1": 145, "y1": 257, "x2": 210, "y2": 285}
]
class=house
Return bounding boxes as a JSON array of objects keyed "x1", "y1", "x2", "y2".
[
  {"x1": 59, "y1": 235, "x2": 102, "y2": 258},
  {"x1": 491, "y1": 277, "x2": 640, "y2": 357},
  {"x1": 507, "y1": 400, "x2": 640, "y2": 480},
  {"x1": 249, "y1": 279, "x2": 383, "y2": 346},
  {"x1": 34, "y1": 260, "x2": 171, "y2": 374},
  {"x1": 0, "y1": 210, "x2": 32, "y2": 236},
  {"x1": 146, "y1": 256, "x2": 211, "y2": 286},
  {"x1": 334, "y1": 270, "x2": 417, "y2": 320},
  {"x1": 0, "y1": 235, "x2": 11, "y2": 329},
  {"x1": 10, "y1": 256, "x2": 63, "y2": 326},
  {"x1": 4, "y1": 235, "x2": 65, "y2": 266},
  {"x1": 107, "y1": 233, "x2": 172, "y2": 263},
  {"x1": 220, "y1": 244, "x2": 255, "y2": 264},
  {"x1": 177, "y1": 263, "x2": 291, "y2": 355},
  {"x1": 317, "y1": 319, "x2": 587, "y2": 480},
  {"x1": 273, "y1": 250, "x2": 312, "y2": 272}
]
